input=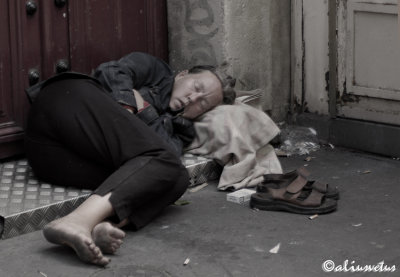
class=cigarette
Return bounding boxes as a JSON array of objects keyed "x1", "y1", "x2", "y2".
[{"x1": 309, "y1": 214, "x2": 318, "y2": 220}]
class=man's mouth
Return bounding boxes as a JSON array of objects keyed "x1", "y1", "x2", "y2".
[
  {"x1": 178, "y1": 99, "x2": 186, "y2": 109},
  {"x1": 171, "y1": 99, "x2": 185, "y2": 112}
]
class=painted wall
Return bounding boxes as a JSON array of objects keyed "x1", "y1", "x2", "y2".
[
  {"x1": 303, "y1": 0, "x2": 330, "y2": 115},
  {"x1": 167, "y1": 0, "x2": 291, "y2": 121}
]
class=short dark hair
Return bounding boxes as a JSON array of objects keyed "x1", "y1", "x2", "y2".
[{"x1": 188, "y1": 65, "x2": 236, "y2": 104}]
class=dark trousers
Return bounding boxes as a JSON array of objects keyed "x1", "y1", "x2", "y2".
[{"x1": 25, "y1": 78, "x2": 189, "y2": 229}]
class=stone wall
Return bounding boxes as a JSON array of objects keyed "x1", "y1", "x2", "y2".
[
  {"x1": 167, "y1": 0, "x2": 225, "y2": 72},
  {"x1": 167, "y1": 0, "x2": 291, "y2": 122}
]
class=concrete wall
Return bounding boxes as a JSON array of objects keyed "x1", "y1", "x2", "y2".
[{"x1": 167, "y1": 0, "x2": 291, "y2": 122}]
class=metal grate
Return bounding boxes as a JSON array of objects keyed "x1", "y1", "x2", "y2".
[{"x1": 0, "y1": 154, "x2": 221, "y2": 239}]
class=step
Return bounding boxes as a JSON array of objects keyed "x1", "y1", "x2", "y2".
[{"x1": 0, "y1": 154, "x2": 221, "y2": 239}]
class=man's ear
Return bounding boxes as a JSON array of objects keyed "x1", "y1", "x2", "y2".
[{"x1": 175, "y1": 70, "x2": 189, "y2": 80}]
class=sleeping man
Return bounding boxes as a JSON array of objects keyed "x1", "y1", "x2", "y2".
[{"x1": 25, "y1": 52, "x2": 236, "y2": 266}]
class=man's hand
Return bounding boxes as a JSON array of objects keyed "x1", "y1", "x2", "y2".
[{"x1": 171, "y1": 115, "x2": 195, "y2": 146}]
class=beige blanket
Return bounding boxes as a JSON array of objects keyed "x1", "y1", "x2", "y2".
[{"x1": 185, "y1": 101, "x2": 282, "y2": 190}]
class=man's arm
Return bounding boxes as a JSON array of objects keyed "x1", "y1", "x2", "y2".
[
  {"x1": 94, "y1": 60, "x2": 138, "y2": 110},
  {"x1": 93, "y1": 52, "x2": 173, "y2": 112},
  {"x1": 93, "y1": 52, "x2": 193, "y2": 155},
  {"x1": 150, "y1": 114, "x2": 195, "y2": 155}
]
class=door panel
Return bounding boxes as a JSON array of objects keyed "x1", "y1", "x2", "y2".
[
  {"x1": 144, "y1": 0, "x2": 169, "y2": 61},
  {"x1": 0, "y1": 0, "x2": 13, "y2": 126},
  {"x1": 338, "y1": 0, "x2": 400, "y2": 124},
  {"x1": 68, "y1": 0, "x2": 168, "y2": 74},
  {"x1": 0, "y1": 0, "x2": 70, "y2": 159},
  {"x1": 348, "y1": 2, "x2": 400, "y2": 99},
  {"x1": 0, "y1": 0, "x2": 169, "y2": 159},
  {"x1": 11, "y1": 0, "x2": 41, "y2": 128},
  {"x1": 0, "y1": 0, "x2": 38, "y2": 158},
  {"x1": 39, "y1": 0, "x2": 70, "y2": 78}
]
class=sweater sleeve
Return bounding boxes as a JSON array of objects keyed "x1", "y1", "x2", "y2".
[{"x1": 93, "y1": 52, "x2": 172, "y2": 109}]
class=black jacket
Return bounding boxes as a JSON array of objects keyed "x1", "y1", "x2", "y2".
[{"x1": 26, "y1": 52, "x2": 195, "y2": 155}]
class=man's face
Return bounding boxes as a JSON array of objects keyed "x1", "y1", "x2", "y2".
[{"x1": 169, "y1": 70, "x2": 223, "y2": 119}]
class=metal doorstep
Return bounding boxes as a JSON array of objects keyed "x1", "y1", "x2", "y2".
[{"x1": 0, "y1": 154, "x2": 221, "y2": 239}]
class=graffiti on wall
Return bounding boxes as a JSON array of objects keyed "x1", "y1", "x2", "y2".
[{"x1": 183, "y1": 0, "x2": 218, "y2": 65}]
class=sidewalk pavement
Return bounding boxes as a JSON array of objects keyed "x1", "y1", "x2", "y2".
[{"x1": 0, "y1": 145, "x2": 399, "y2": 277}]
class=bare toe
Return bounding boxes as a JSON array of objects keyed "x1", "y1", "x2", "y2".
[
  {"x1": 98, "y1": 257, "x2": 111, "y2": 266},
  {"x1": 43, "y1": 219, "x2": 110, "y2": 266},
  {"x1": 93, "y1": 257, "x2": 110, "y2": 267},
  {"x1": 109, "y1": 227, "x2": 126, "y2": 239},
  {"x1": 93, "y1": 222, "x2": 126, "y2": 254},
  {"x1": 93, "y1": 247, "x2": 101, "y2": 256}
]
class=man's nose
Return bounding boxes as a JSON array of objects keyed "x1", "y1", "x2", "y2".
[{"x1": 188, "y1": 92, "x2": 202, "y2": 103}]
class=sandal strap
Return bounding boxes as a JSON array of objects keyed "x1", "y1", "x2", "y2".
[
  {"x1": 263, "y1": 167, "x2": 310, "y2": 182},
  {"x1": 296, "y1": 167, "x2": 310, "y2": 178},
  {"x1": 312, "y1": 181, "x2": 328, "y2": 193},
  {"x1": 269, "y1": 187, "x2": 325, "y2": 207},
  {"x1": 263, "y1": 170, "x2": 297, "y2": 181},
  {"x1": 286, "y1": 174, "x2": 308, "y2": 194},
  {"x1": 267, "y1": 174, "x2": 308, "y2": 197},
  {"x1": 300, "y1": 189, "x2": 324, "y2": 206}
]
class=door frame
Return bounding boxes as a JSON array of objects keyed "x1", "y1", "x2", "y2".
[{"x1": 290, "y1": 0, "x2": 400, "y2": 157}]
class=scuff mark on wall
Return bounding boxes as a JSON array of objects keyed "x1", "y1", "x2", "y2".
[
  {"x1": 183, "y1": 0, "x2": 218, "y2": 65},
  {"x1": 340, "y1": 93, "x2": 360, "y2": 104}
]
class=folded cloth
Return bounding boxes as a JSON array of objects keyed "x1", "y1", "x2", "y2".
[{"x1": 185, "y1": 100, "x2": 282, "y2": 190}]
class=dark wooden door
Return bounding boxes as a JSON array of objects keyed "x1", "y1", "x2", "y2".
[
  {"x1": 0, "y1": 0, "x2": 168, "y2": 159},
  {"x1": 69, "y1": 0, "x2": 168, "y2": 73}
]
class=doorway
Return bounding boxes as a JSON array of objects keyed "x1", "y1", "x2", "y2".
[{"x1": 0, "y1": 0, "x2": 168, "y2": 159}]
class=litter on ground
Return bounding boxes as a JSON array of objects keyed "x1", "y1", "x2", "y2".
[
  {"x1": 269, "y1": 243, "x2": 281, "y2": 254},
  {"x1": 183, "y1": 258, "x2": 190, "y2": 266},
  {"x1": 309, "y1": 214, "x2": 318, "y2": 220}
]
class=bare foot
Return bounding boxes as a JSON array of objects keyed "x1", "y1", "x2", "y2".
[
  {"x1": 43, "y1": 218, "x2": 110, "y2": 266},
  {"x1": 92, "y1": 222, "x2": 126, "y2": 254}
]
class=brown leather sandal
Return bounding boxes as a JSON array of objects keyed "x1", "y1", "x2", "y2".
[
  {"x1": 250, "y1": 171, "x2": 338, "y2": 214},
  {"x1": 258, "y1": 167, "x2": 339, "y2": 200}
]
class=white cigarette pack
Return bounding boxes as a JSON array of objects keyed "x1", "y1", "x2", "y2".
[{"x1": 226, "y1": 189, "x2": 256, "y2": 204}]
